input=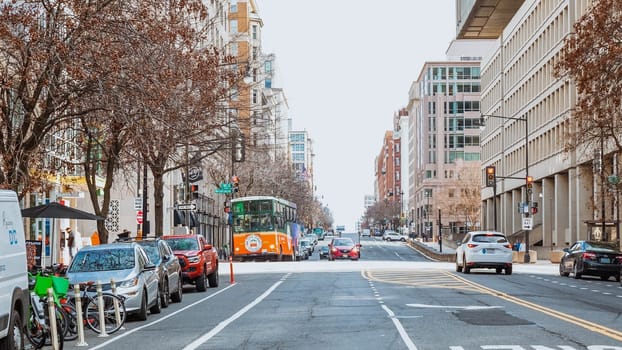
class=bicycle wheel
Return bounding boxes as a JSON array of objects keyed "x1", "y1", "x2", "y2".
[
  {"x1": 60, "y1": 303, "x2": 78, "y2": 341},
  {"x1": 84, "y1": 294, "x2": 127, "y2": 334},
  {"x1": 24, "y1": 311, "x2": 46, "y2": 349}
]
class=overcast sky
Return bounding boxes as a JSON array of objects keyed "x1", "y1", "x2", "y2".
[{"x1": 258, "y1": 1, "x2": 456, "y2": 231}]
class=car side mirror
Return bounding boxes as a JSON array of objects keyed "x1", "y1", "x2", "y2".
[
  {"x1": 562, "y1": 248, "x2": 569, "y2": 253},
  {"x1": 144, "y1": 263, "x2": 156, "y2": 271},
  {"x1": 204, "y1": 244, "x2": 213, "y2": 250}
]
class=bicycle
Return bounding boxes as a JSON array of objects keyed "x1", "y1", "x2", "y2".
[
  {"x1": 62, "y1": 280, "x2": 127, "y2": 336},
  {"x1": 25, "y1": 272, "x2": 68, "y2": 350}
]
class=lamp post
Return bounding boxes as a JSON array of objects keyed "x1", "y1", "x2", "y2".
[
  {"x1": 438, "y1": 208, "x2": 442, "y2": 253},
  {"x1": 481, "y1": 113, "x2": 531, "y2": 263}
]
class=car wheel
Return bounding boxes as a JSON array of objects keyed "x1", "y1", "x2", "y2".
[
  {"x1": 136, "y1": 292, "x2": 148, "y2": 321},
  {"x1": 170, "y1": 277, "x2": 183, "y2": 303},
  {"x1": 160, "y1": 280, "x2": 170, "y2": 308},
  {"x1": 600, "y1": 275, "x2": 610, "y2": 281},
  {"x1": 573, "y1": 262, "x2": 582, "y2": 279},
  {"x1": 463, "y1": 255, "x2": 470, "y2": 274},
  {"x1": 0, "y1": 309, "x2": 23, "y2": 350},
  {"x1": 505, "y1": 265, "x2": 512, "y2": 275},
  {"x1": 455, "y1": 255, "x2": 462, "y2": 272},
  {"x1": 495, "y1": 267, "x2": 502, "y2": 274},
  {"x1": 559, "y1": 263, "x2": 570, "y2": 277},
  {"x1": 150, "y1": 288, "x2": 162, "y2": 314},
  {"x1": 208, "y1": 269, "x2": 219, "y2": 288},
  {"x1": 196, "y1": 271, "x2": 208, "y2": 292},
  {"x1": 617, "y1": 274, "x2": 621, "y2": 283}
]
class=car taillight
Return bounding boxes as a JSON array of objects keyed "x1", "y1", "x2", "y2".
[
  {"x1": 582, "y1": 252, "x2": 597, "y2": 260},
  {"x1": 615, "y1": 255, "x2": 622, "y2": 263},
  {"x1": 467, "y1": 243, "x2": 478, "y2": 248},
  {"x1": 503, "y1": 244, "x2": 512, "y2": 249}
]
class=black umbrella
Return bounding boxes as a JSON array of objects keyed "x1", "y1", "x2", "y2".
[
  {"x1": 21, "y1": 202, "x2": 105, "y2": 220},
  {"x1": 21, "y1": 202, "x2": 105, "y2": 267}
]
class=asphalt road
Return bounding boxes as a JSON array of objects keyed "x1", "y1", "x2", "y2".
[{"x1": 60, "y1": 233, "x2": 622, "y2": 350}]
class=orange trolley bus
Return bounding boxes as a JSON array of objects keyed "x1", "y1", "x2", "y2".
[{"x1": 231, "y1": 196, "x2": 297, "y2": 261}]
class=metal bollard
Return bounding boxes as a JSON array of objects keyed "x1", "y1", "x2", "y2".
[
  {"x1": 96, "y1": 281, "x2": 108, "y2": 337},
  {"x1": 47, "y1": 288, "x2": 60, "y2": 350},
  {"x1": 110, "y1": 279, "x2": 123, "y2": 330},
  {"x1": 229, "y1": 256, "x2": 235, "y2": 284},
  {"x1": 74, "y1": 284, "x2": 88, "y2": 346}
]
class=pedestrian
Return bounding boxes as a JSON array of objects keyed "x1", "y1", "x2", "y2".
[
  {"x1": 222, "y1": 243, "x2": 229, "y2": 260},
  {"x1": 66, "y1": 227, "x2": 75, "y2": 258}
]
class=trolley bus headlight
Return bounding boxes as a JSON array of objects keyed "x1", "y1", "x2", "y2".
[{"x1": 269, "y1": 244, "x2": 275, "y2": 250}]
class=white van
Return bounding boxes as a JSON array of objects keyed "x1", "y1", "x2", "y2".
[{"x1": 0, "y1": 190, "x2": 28, "y2": 349}]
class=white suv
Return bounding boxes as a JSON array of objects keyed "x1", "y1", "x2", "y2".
[
  {"x1": 382, "y1": 231, "x2": 407, "y2": 242},
  {"x1": 455, "y1": 231, "x2": 513, "y2": 275},
  {"x1": 0, "y1": 190, "x2": 29, "y2": 350}
]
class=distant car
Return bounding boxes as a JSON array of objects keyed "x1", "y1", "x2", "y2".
[
  {"x1": 318, "y1": 245, "x2": 330, "y2": 259},
  {"x1": 133, "y1": 238, "x2": 183, "y2": 306},
  {"x1": 305, "y1": 234, "x2": 318, "y2": 246},
  {"x1": 328, "y1": 237, "x2": 360, "y2": 261},
  {"x1": 559, "y1": 240, "x2": 622, "y2": 281},
  {"x1": 382, "y1": 231, "x2": 406, "y2": 242},
  {"x1": 66, "y1": 242, "x2": 160, "y2": 321},
  {"x1": 455, "y1": 231, "x2": 513, "y2": 275},
  {"x1": 361, "y1": 229, "x2": 371, "y2": 237},
  {"x1": 300, "y1": 238, "x2": 313, "y2": 255},
  {"x1": 295, "y1": 242, "x2": 309, "y2": 261}
]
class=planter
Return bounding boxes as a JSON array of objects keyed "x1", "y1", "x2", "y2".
[{"x1": 549, "y1": 250, "x2": 564, "y2": 264}]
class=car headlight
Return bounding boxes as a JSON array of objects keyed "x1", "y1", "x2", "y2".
[
  {"x1": 188, "y1": 256, "x2": 201, "y2": 263},
  {"x1": 119, "y1": 277, "x2": 138, "y2": 288}
]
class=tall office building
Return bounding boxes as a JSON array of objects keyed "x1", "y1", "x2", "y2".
[
  {"x1": 408, "y1": 60, "x2": 482, "y2": 239},
  {"x1": 288, "y1": 130, "x2": 314, "y2": 189},
  {"x1": 457, "y1": 0, "x2": 603, "y2": 258}
]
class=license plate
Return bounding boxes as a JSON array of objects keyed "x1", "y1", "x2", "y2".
[{"x1": 601, "y1": 258, "x2": 611, "y2": 264}]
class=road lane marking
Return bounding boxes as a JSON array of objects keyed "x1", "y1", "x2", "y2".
[
  {"x1": 89, "y1": 283, "x2": 238, "y2": 350},
  {"x1": 450, "y1": 273, "x2": 622, "y2": 343},
  {"x1": 381, "y1": 304, "x2": 418, "y2": 350},
  {"x1": 182, "y1": 275, "x2": 288, "y2": 350},
  {"x1": 407, "y1": 304, "x2": 502, "y2": 310}
]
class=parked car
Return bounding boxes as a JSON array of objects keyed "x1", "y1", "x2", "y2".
[
  {"x1": 161, "y1": 234, "x2": 219, "y2": 292},
  {"x1": 382, "y1": 230, "x2": 407, "y2": 242},
  {"x1": 66, "y1": 242, "x2": 160, "y2": 321},
  {"x1": 300, "y1": 238, "x2": 314, "y2": 255},
  {"x1": 328, "y1": 237, "x2": 360, "y2": 261},
  {"x1": 133, "y1": 238, "x2": 183, "y2": 306},
  {"x1": 455, "y1": 231, "x2": 513, "y2": 275},
  {"x1": 559, "y1": 240, "x2": 622, "y2": 281},
  {"x1": 318, "y1": 245, "x2": 330, "y2": 259},
  {"x1": 295, "y1": 241, "x2": 309, "y2": 261},
  {"x1": 361, "y1": 229, "x2": 371, "y2": 237}
]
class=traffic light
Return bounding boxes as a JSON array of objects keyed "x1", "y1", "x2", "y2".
[
  {"x1": 485, "y1": 166, "x2": 496, "y2": 187},
  {"x1": 190, "y1": 184, "x2": 199, "y2": 199},
  {"x1": 526, "y1": 175, "x2": 533, "y2": 189},
  {"x1": 232, "y1": 175, "x2": 239, "y2": 193},
  {"x1": 531, "y1": 202, "x2": 538, "y2": 215}
]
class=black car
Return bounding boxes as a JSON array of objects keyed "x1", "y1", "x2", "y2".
[
  {"x1": 559, "y1": 240, "x2": 622, "y2": 281},
  {"x1": 134, "y1": 238, "x2": 184, "y2": 307},
  {"x1": 318, "y1": 245, "x2": 329, "y2": 259}
]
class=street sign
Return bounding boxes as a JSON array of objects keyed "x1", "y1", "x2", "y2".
[
  {"x1": 134, "y1": 197, "x2": 142, "y2": 210},
  {"x1": 215, "y1": 188, "x2": 232, "y2": 194},
  {"x1": 176, "y1": 203, "x2": 196, "y2": 211},
  {"x1": 136, "y1": 210, "x2": 143, "y2": 224},
  {"x1": 522, "y1": 217, "x2": 533, "y2": 230}
]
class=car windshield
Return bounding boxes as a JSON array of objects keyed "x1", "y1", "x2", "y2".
[
  {"x1": 333, "y1": 239, "x2": 354, "y2": 246},
  {"x1": 472, "y1": 234, "x2": 507, "y2": 243},
  {"x1": 69, "y1": 248, "x2": 135, "y2": 272},
  {"x1": 300, "y1": 240, "x2": 310, "y2": 247},
  {"x1": 165, "y1": 238, "x2": 199, "y2": 251},
  {"x1": 137, "y1": 243, "x2": 160, "y2": 263}
]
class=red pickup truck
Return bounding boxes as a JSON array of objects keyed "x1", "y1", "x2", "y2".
[{"x1": 162, "y1": 234, "x2": 219, "y2": 292}]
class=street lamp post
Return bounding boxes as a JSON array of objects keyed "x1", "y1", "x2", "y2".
[
  {"x1": 438, "y1": 208, "x2": 442, "y2": 253},
  {"x1": 481, "y1": 113, "x2": 531, "y2": 263}
]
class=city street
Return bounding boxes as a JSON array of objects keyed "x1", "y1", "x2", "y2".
[{"x1": 61, "y1": 234, "x2": 622, "y2": 350}]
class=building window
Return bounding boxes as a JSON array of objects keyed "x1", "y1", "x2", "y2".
[
  {"x1": 265, "y1": 78, "x2": 272, "y2": 89},
  {"x1": 229, "y1": 42, "x2": 238, "y2": 56},
  {"x1": 230, "y1": 0, "x2": 237, "y2": 12},
  {"x1": 252, "y1": 25, "x2": 258, "y2": 40},
  {"x1": 230, "y1": 20, "x2": 238, "y2": 34},
  {"x1": 252, "y1": 89, "x2": 258, "y2": 104},
  {"x1": 264, "y1": 61, "x2": 272, "y2": 73}
]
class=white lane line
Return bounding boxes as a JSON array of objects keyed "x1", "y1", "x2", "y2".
[
  {"x1": 182, "y1": 279, "x2": 284, "y2": 350},
  {"x1": 90, "y1": 283, "x2": 237, "y2": 350},
  {"x1": 381, "y1": 304, "x2": 418, "y2": 350}
]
